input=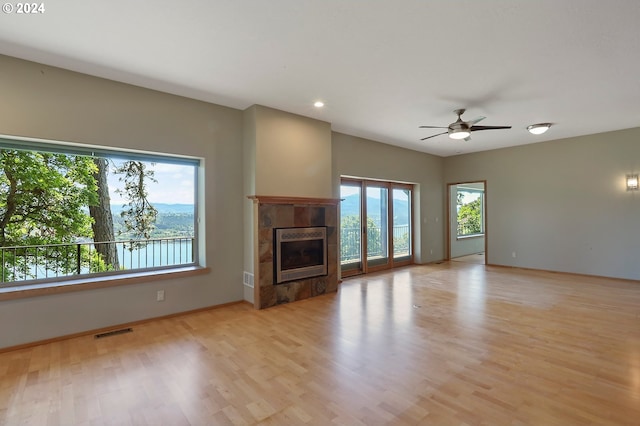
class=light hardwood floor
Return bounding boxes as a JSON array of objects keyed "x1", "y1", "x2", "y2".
[
  {"x1": 1, "y1": 262, "x2": 639, "y2": 425},
  {"x1": 451, "y1": 253, "x2": 485, "y2": 264}
]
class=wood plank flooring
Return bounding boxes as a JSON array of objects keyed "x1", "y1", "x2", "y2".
[
  {"x1": 1, "y1": 262, "x2": 639, "y2": 425},
  {"x1": 451, "y1": 253, "x2": 485, "y2": 264}
]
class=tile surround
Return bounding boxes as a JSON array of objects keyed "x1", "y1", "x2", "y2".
[{"x1": 249, "y1": 196, "x2": 339, "y2": 309}]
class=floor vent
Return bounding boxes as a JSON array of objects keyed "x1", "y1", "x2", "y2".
[
  {"x1": 243, "y1": 271, "x2": 254, "y2": 288},
  {"x1": 95, "y1": 328, "x2": 133, "y2": 339}
]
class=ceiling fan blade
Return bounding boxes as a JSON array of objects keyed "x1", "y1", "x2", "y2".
[
  {"x1": 421, "y1": 131, "x2": 448, "y2": 141},
  {"x1": 470, "y1": 125, "x2": 512, "y2": 132},
  {"x1": 419, "y1": 125, "x2": 448, "y2": 129},
  {"x1": 467, "y1": 116, "x2": 486, "y2": 125}
]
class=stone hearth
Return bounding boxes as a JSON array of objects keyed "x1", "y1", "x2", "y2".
[{"x1": 249, "y1": 196, "x2": 339, "y2": 309}]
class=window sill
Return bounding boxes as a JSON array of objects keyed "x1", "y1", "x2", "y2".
[
  {"x1": 0, "y1": 266, "x2": 211, "y2": 301},
  {"x1": 457, "y1": 233, "x2": 485, "y2": 240}
]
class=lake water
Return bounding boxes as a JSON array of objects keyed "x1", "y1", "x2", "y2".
[
  {"x1": 2, "y1": 238, "x2": 194, "y2": 283},
  {"x1": 116, "y1": 239, "x2": 194, "y2": 269}
]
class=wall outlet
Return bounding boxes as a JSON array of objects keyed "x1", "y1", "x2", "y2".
[
  {"x1": 430, "y1": 249, "x2": 433, "y2": 255},
  {"x1": 156, "y1": 290, "x2": 165, "y2": 302},
  {"x1": 512, "y1": 251, "x2": 517, "y2": 258}
]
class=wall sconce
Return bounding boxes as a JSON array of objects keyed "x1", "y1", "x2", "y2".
[{"x1": 626, "y1": 174, "x2": 639, "y2": 191}]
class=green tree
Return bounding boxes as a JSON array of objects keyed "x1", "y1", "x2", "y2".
[
  {"x1": 457, "y1": 197, "x2": 482, "y2": 235},
  {"x1": 114, "y1": 161, "x2": 158, "y2": 249},
  {"x1": 366, "y1": 218, "x2": 383, "y2": 257},
  {"x1": 340, "y1": 215, "x2": 382, "y2": 261},
  {"x1": 0, "y1": 150, "x2": 162, "y2": 282},
  {"x1": 0, "y1": 150, "x2": 98, "y2": 280},
  {"x1": 340, "y1": 215, "x2": 361, "y2": 261},
  {"x1": 393, "y1": 228, "x2": 409, "y2": 255},
  {"x1": 89, "y1": 158, "x2": 119, "y2": 269}
]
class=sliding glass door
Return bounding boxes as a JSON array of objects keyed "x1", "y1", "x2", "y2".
[
  {"x1": 340, "y1": 179, "x2": 413, "y2": 276},
  {"x1": 340, "y1": 182, "x2": 363, "y2": 276},
  {"x1": 366, "y1": 184, "x2": 390, "y2": 269},
  {"x1": 392, "y1": 187, "x2": 412, "y2": 263}
]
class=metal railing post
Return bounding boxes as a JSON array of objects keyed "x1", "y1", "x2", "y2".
[{"x1": 77, "y1": 243, "x2": 81, "y2": 275}]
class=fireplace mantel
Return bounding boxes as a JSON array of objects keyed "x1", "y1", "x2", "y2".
[{"x1": 248, "y1": 195, "x2": 339, "y2": 309}]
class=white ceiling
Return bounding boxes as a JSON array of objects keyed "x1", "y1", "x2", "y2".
[{"x1": 1, "y1": 0, "x2": 639, "y2": 157}]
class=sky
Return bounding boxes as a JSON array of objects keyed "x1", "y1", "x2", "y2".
[{"x1": 107, "y1": 160, "x2": 195, "y2": 205}]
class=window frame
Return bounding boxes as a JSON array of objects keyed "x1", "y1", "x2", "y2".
[
  {"x1": 0, "y1": 134, "x2": 205, "y2": 295},
  {"x1": 456, "y1": 187, "x2": 485, "y2": 238}
]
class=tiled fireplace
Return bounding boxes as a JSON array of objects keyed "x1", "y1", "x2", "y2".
[{"x1": 249, "y1": 196, "x2": 340, "y2": 309}]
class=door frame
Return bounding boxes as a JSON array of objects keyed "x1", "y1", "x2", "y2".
[
  {"x1": 340, "y1": 178, "x2": 414, "y2": 276},
  {"x1": 340, "y1": 178, "x2": 364, "y2": 277}
]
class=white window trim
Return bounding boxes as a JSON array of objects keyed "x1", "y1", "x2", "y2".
[{"x1": 456, "y1": 188, "x2": 485, "y2": 238}]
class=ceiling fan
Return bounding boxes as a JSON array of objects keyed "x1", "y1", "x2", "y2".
[{"x1": 420, "y1": 109, "x2": 511, "y2": 141}]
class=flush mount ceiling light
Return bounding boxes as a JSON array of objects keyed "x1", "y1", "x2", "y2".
[
  {"x1": 626, "y1": 174, "x2": 639, "y2": 191},
  {"x1": 527, "y1": 123, "x2": 552, "y2": 135},
  {"x1": 313, "y1": 101, "x2": 324, "y2": 108}
]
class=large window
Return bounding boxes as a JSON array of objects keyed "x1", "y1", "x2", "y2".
[
  {"x1": 456, "y1": 186, "x2": 484, "y2": 237},
  {"x1": 0, "y1": 136, "x2": 200, "y2": 287}
]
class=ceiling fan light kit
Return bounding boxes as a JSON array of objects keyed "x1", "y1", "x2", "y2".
[
  {"x1": 420, "y1": 109, "x2": 512, "y2": 142},
  {"x1": 527, "y1": 123, "x2": 552, "y2": 135},
  {"x1": 449, "y1": 130, "x2": 471, "y2": 139}
]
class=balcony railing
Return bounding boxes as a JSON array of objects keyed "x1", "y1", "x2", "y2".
[
  {"x1": 341, "y1": 225, "x2": 410, "y2": 263},
  {"x1": 1, "y1": 237, "x2": 194, "y2": 285},
  {"x1": 457, "y1": 223, "x2": 483, "y2": 237}
]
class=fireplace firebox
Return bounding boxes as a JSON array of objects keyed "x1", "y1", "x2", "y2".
[{"x1": 274, "y1": 226, "x2": 327, "y2": 284}]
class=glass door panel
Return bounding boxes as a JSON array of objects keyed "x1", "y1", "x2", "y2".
[
  {"x1": 340, "y1": 183, "x2": 363, "y2": 276},
  {"x1": 340, "y1": 178, "x2": 414, "y2": 276},
  {"x1": 392, "y1": 188, "x2": 412, "y2": 262},
  {"x1": 366, "y1": 185, "x2": 389, "y2": 269}
]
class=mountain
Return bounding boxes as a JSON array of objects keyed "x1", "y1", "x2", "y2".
[
  {"x1": 341, "y1": 194, "x2": 409, "y2": 225},
  {"x1": 111, "y1": 203, "x2": 194, "y2": 214},
  {"x1": 111, "y1": 203, "x2": 195, "y2": 238},
  {"x1": 340, "y1": 194, "x2": 361, "y2": 218}
]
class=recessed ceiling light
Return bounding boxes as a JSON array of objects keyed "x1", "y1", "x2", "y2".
[
  {"x1": 314, "y1": 101, "x2": 324, "y2": 108},
  {"x1": 527, "y1": 123, "x2": 552, "y2": 135}
]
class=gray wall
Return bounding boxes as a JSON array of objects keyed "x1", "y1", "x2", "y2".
[
  {"x1": 242, "y1": 106, "x2": 257, "y2": 303},
  {"x1": 444, "y1": 128, "x2": 640, "y2": 280},
  {"x1": 0, "y1": 55, "x2": 245, "y2": 349},
  {"x1": 254, "y1": 106, "x2": 332, "y2": 198},
  {"x1": 332, "y1": 132, "x2": 445, "y2": 264}
]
